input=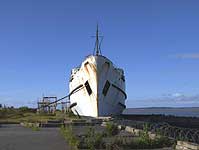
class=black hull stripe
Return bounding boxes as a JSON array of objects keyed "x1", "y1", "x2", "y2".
[
  {"x1": 70, "y1": 84, "x2": 127, "y2": 99},
  {"x1": 118, "y1": 102, "x2": 126, "y2": 108},
  {"x1": 112, "y1": 84, "x2": 127, "y2": 99},
  {"x1": 69, "y1": 84, "x2": 84, "y2": 96}
]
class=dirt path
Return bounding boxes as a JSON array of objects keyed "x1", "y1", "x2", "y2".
[{"x1": 0, "y1": 124, "x2": 68, "y2": 150}]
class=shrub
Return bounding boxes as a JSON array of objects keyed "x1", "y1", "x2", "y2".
[
  {"x1": 84, "y1": 127, "x2": 104, "y2": 150},
  {"x1": 24, "y1": 122, "x2": 40, "y2": 131},
  {"x1": 60, "y1": 125, "x2": 79, "y2": 150},
  {"x1": 31, "y1": 125, "x2": 40, "y2": 131},
  {"x1": 105, "y1": 122, "x2": 119, "y2": 136},
  {"x1": 128, "y1": 123, "x2": 174, "y2": 149},
  {"x1": 19, "y1": 106, "x2": 30, "y2": 112},
  {"x1": 139, "y1": 123, "x2": 151, "y2": 146}
]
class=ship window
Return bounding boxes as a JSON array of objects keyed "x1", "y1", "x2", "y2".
[
  {"x1": 103, "y1": 80, "x2": 110, "y2": 96},
  {"x1": 69, "y1": 76, "x2": 73, "y2": 82},
  {"x1": 85, "y1": 81, "x2": 92, "y2": 95},
  {"x1": 84, "y1": 62, "x2": 89, "y2": 66},
  {"x1": 121, "y1": 75, "x2": 125, "y2": 82}
]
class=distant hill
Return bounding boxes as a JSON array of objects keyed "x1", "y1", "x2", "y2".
[{"x1": 123, "y1": 107, "x2": 199, "y2": 117}]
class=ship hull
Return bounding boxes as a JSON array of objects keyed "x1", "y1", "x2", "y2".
[{"x1": 69, "y1": 55, "x2": 126, "y2": 117}]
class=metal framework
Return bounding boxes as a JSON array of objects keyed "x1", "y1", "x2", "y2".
[
  {"x1": 37, "y1": 84, "x2": 84, "y2": 114},
  {"x1": 37, "y1": 96, "x2": 58, "y2": 114}
]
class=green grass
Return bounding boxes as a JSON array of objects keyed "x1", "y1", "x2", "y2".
[
  {"x1": 60, "y1": 125, "x2": 79, "y2": 150},
  {"x1": 23, "y1": 122, "x2": 40, "y2": 131},
  {"x1": 0, "y1": 108, "x2": 71, "y2": 123},
  {"x1": 105, "y1": 122, "x2": 119, "y2": 136},
  {"x1": 84, "y1": 127, "x2": 104, "y2": 150},
  {"x1": 31, "y1": 126, "x2": 40, "y2": 131}
]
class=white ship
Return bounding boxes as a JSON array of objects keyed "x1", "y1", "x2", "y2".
[{"x1": 69, "y1": 27, "x2": 127, "y2": 117}]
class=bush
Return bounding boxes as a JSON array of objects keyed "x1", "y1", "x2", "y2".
[
  {"x1": 24, "y1": 122, "x2": 40, "y2": 131},
  {"x1": 128, "y1": 135, "x2": 173, "y2": 149},
  {"x1": 139, "y1": 124, "x2": 151, "y2": 147},
  {"x1": 126, "y1": 124, "x2": 174, "y2": 149},
  {"x1": 105, "y1": 122, "x2": 119, "y2": 136},
  {"x1": 81, "y1": 127, "x2": 104, "y2": 150},
  {"x1": 31, "y1": 125, "x2": 40, "y2": 131},
  {"x1": 19, "y1": 106, "x2": 30, "y2": 112},
  {"x1": 60, "y1": 125, "x2": 79, "y2": 150}
]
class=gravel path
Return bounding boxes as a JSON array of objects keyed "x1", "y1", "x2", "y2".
[{"x1": 0, "y1": 124, "x2": 68, "y2": 150}]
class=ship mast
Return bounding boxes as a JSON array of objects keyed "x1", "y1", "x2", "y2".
[{"x1": 94, "y1": 24, "x2": 102, "y2": 56}]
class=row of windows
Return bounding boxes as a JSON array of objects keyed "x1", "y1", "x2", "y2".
[
  {"x1": 85, "y1": 80, "x2": 126, "y2": 99},
  {"x1": 84, "y1": 80, "x2": 111, "y2": 97}
]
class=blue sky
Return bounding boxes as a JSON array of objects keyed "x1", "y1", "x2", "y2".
[{"x1": 0, "y1": 0, "x2": 199, "y2": 108}]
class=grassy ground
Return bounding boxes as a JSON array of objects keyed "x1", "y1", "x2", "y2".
[{"x1": 0, "y1": 107, "x2": 70, "y2": 123}]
